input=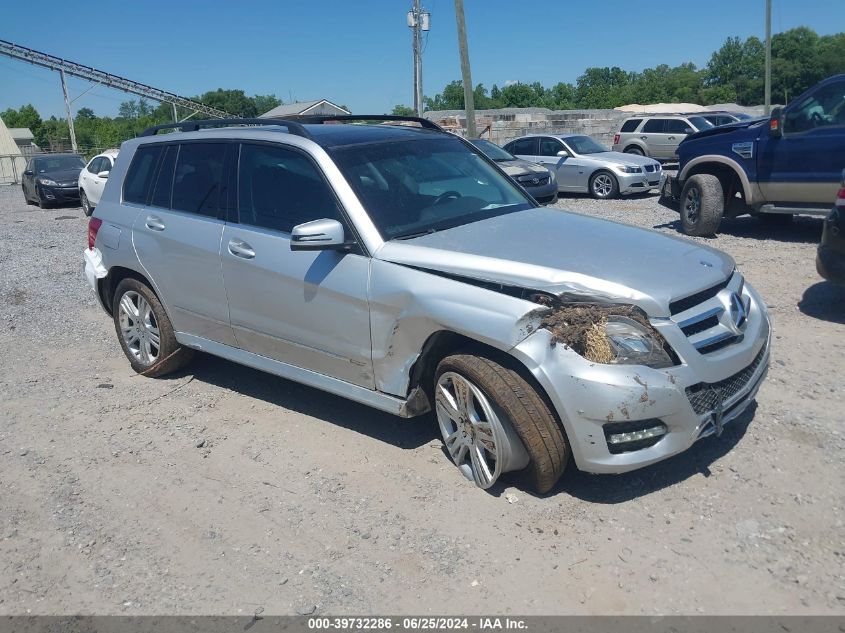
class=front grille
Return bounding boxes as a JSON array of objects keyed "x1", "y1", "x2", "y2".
[
  {"x1": 685, "y1": 346, "x2": 767, "y2": 415},
  {"x1": 518, "y1": 175, "x2": 549, "y2": 186},
  {"x1": 670, "y1": 276, "x2": 732, "y2": 315}
]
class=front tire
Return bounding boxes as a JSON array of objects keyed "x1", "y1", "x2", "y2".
[
  {"x1": 589, "y1": 170, "x2": 619, "y2": 199},
  {"x1": 81, "y1": 190, "x2": 93, "y2": 216},
  {"x1": 680, "y1": 174, "x2": 724, "y2": 236},
  {"x1": 113, "y1": 278, "x2": 194, "y2": 377},
  {"x1": 624, "y1": 146, "x2": 644, "y2": 156},
  {"x1": 434, "y1": 354, "x2": 569, "y2": 493}
]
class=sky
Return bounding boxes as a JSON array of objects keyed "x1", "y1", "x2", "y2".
[{"x1": 2, "y1": 0, "x2": 844, "y2": 121}]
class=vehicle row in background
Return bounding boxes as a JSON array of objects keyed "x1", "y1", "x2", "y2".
[
  {"x1": 612, "y1": 114, "x2": 716, "y2": 160},
  {"x1": 504, "y1": 134, "x2": 661, "y2": 199},
  {"x1": 661, "y1": 73, "x2": 845, "y2": 236}
]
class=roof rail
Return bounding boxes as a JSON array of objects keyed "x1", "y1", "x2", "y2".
[
  {"x1": 140, "y1": 118, "x2": 311, "y2": 139},
  {"x1": 292, "y1": 114, "x2": 443, "y2": 131}
]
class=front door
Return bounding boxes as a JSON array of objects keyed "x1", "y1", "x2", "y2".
[
  {"x1": 221, "y1": 142, "x2": 374, "y2": 388},
  {"x1": 538, "y1": 136, "x2": 582, "y2": 189},
  {"x1": 640, "y1": 118, "x2": 671, "y2": 159},
  {"x1": 758, "y1": 78, "x2": 845, "y2": 205}
]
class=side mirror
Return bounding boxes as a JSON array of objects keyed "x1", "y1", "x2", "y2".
[
  {"x1": 24, "y1": 170, "x2": 33, "y2": 176},
  {"x1": 556, "y1": 150, "x2": 568, "y2": 157},
  {"x1": 290, "y1": 218, "x2": 353, "y2": 252},
  {"x1": 684, "y1": 128, "x2": 694, "y2": 134},
  {"x1": 768, "y1": 107, "x2": 783, "y2": 138},
  {"x1": 97, "y1": 170, "x2": 110, "y2": 179}
]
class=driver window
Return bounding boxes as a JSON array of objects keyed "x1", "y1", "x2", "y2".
[
  {"x1": 784, "y1": 80, "x2": 845, "y2": 134},
  {"x1": 539, "y1": 137, "x2": 564, "y2": 157}
]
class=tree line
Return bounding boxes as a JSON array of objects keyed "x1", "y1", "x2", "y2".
[
  {"x1": 396, "y1": 27, "x2": 845, "y2": 113},
  {"x1": 0, "y1": 90, "x2": 283, "y2": 156}
]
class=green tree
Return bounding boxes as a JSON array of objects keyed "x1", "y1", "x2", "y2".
[
  {"x1": 196, "y1": 89, "x2": 258, "y2": 117},
  {"x1": 253, "y1": 94, "x2": 282, "y2": 116},
  {"x1": 0, "y1": 104, "x2": 42, "y2": 132},
  {"x1": 391, "y1": 104, "x2": 415, "y2": 116}
]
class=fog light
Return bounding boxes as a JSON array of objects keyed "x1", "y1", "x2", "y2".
[{"x1": 608, "y1": 425, "x2": 666, "y2": 444}]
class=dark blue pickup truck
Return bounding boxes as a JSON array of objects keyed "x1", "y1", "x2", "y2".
[{"x1": 662, "y1": 73, "x2": 845, "y2": 236}]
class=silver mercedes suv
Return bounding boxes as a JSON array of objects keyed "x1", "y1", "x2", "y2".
[{"x1": 84, "y1": 116, "x2": 770, "y2": 493}]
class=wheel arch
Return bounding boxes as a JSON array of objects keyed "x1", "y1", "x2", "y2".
[
  {"x1": 99, "y1": 266, "x2": 161, "y2": 316},
  {"x1": 679, "y1": 156, "x2": 755, "y2": 205},
  {"x1": 623, "y1": 142, "x2": 648, "y2": 156}
]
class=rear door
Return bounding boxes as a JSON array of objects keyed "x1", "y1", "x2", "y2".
[
  {"x1": 758, "y1": 77, "x2": 845, "y2": 205},
  {"x1": 87, "y1": 157, "x2": 109, "y2": 205},
  {"x1": 639, "y1": 118, "x2": 669, "y2": 159},
  {"x1": 220, "y1": 142, "x2": 374, "y2": 388},
  {"x1": 129, "y1": 141, "x2": 238, "y2": 346}
]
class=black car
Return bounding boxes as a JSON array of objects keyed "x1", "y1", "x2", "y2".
[
  {"x1": 817, "y1": 169, "x2": 845, "y2": 284},
  {"x1": 21, "y1": 153, "x2": 86, "y2": 208}
]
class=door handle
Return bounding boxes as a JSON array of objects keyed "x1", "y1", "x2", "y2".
[
  {"x1": 228, "y1": 238, "x2": 255, "y2": 259},
  {"x1": 667, "y1": 136, "x2": 676, "y2": 140},
  {"x1": 145, "y1": 215, "x2": 165, "y2": 231}
]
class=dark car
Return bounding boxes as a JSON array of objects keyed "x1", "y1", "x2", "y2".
[
  {"x1": 817, "y1": 169, "x2": 845, "y2": 284},
  {"x1": 21, "y1": 153, "x2": 86, "y2": 208},
  {"x1": 697, "y1": 111, "x2": 756, "y2": 127},
  {"x1": 470, "y1": 139, "x2": 557, "y2": 204}
]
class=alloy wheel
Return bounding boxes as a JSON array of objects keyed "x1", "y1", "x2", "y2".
[
  {"x1": 592, "y1": 174, "x2": 614, "y2": 198},
  {"x1": 118, "y1": 291, "x2": 160, "y2": 365},
  {"x1": 435, "y1": 371, "x2": 525, "y2": 489},
  {"x1": 684, "y1": 186, "x2": 701, "y2": 223}
]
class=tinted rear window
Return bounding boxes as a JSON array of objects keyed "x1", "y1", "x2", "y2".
[
  {"x1": 171, "y1": 143, "x2": 227, "y2": 217},
  {"x1": 620, "y1": 119, "x2": 642, "y2": 132},
  {"x1": 123, "y1": 145, "x2": 163, "y2": 204},
  {"x1": 642, "y1": 119, "x2": 665, "y2": 133},
  {"x1": 150, "y1": 144, "x2": 177, "y2": 209}
]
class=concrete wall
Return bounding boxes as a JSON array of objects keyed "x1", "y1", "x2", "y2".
[{"x1": 425, "y1": 108, "x2": 630, "y2": 147}]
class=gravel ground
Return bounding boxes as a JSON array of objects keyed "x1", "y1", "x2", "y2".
[{"x1": 1, "y1": 183, "x2": 844, "y2": 616}]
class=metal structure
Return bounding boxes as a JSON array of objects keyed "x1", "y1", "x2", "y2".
[
  {"x1": 454, "y1": 0, "x2": 476, "y2": 137},
  {"x1": 764, "y1": 0, "x2": 772, "y2": 115},
  {"x1": 407, "y1": 2, "x2": 430, "y2": 117},
  {"x1": 0, "y1": 39, "x2": 234, "y2": 152}
]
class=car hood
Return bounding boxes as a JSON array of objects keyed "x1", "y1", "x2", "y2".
[
  {"x1": 584, "y1": 151, "x2": 659, "y2": 168},
  {"x1": 495, "y1": 159, "x2": 550, "y2": 178},
  {"x1": 374, "y1": 207, "x2": 734, "y2": 318},
  {"x1": 39, "y1": 168, "x2": 82, "y2": 183}
]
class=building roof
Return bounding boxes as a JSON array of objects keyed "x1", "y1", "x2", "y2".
[
  {"x1": 9, "y1": 127, "x2": 34, "y2": 142},
  {"x1": 261, "y1": 99, "x2": 350, "y2": 118}
]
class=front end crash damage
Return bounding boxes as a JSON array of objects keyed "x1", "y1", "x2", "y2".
[{"x1": 370, "y1": 251, "x2": 769, "y2": 474}]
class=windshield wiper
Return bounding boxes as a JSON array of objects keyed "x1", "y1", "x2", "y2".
[{"x1": 394, "y1": 228, "x2": 437, "y2": 240}]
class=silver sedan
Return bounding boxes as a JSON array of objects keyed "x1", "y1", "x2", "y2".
[{"x1": 504, "y1": 134, "x2": 662, "y2": 199}]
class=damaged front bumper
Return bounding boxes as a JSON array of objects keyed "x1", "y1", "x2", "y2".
[{"x1": 510, "y1": 314, "x2": 770, "y2": 475}]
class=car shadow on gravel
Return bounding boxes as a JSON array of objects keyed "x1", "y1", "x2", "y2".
[
  {"x1": 184, "y1": 353, "x2": 438, "y2": 449},
  {"x1": 798, "y1": 281, "x2": 845, "y2": 324},
  {"x1": 551, "y1": 404, "x2": 757, "y2": 503},
  {"x1": 653, "y1": 215, "x2": 824, "y2": 243}
]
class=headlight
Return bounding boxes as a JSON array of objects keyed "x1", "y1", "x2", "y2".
[
  {"x1": 37, "y1": 178, "x2": 58, "y2": 186},
  {"x1": 618, "y1": 165, "x2": 642, "y2": 174},
  {"x1": 604, "y1": 316, "x2": 673, "y2": 368}
]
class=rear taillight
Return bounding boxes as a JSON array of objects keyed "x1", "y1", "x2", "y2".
[
  {"x1": 88, "y1": 217, "x2": 102, "y2": 250},
  {"x1": 613, "y1": 133, "x2": 620, "y2": 145}
]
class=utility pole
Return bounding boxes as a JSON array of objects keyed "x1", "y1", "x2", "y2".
[
  {"x1": 408, "y1": 1, "x2": 430, "y2": 117},
  {"x1": 454, "y1": 0, "x2": 476, "y2": 138},
  {"x1": 59, "y1": 69, "x2": 78, "y2": 153},
  {"x1": 764, "y1": 0, "x2": 772, "y2": 115}
]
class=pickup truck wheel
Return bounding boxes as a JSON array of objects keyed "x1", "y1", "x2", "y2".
[
  {"x1": 680, "y1": 174, "x2": 724, "y2": 236},
  {"x1": 590, "y1": 170, "x2": 619, "y2": 199},
  {"x1": 434, "y1": 354, "x2": 569, "y2": 493},
  {"x1": 113, "y1": 278, "x2": 194, "y2": 378}
]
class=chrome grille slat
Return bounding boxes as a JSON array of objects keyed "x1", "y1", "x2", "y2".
[{"x1": 670, "y1": 272, "x2": 747, "y2": 355}]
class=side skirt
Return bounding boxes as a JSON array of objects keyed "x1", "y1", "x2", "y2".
[{"x1": 175, "y1": 332, "x2": 420, "y2": 418}]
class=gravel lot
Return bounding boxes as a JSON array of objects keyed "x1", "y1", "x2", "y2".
[{"x1": 1, "y1": 183, "x2": 843, "y2": 616}]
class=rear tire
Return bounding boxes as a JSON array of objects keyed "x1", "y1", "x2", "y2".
[
  {"x1": 434, "y1": 354, "x2": 569, "y2": 493},
  {"x1": 680, "y1": 174, "x2": 724, "y2": 236},
  {"x1": 624, "y1": 146, "x2": 644, "y2": 156},
  {"x1": 112, "y1": 278, "x2": 194, "y2": 378},
  {"x1": 589, "y1": 170, "x2": 619, "y2": 200},
  {"x1": 81, "y1": 190, "x2": 93, "y2": 216}
]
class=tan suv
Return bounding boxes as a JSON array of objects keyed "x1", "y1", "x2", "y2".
[{"x1": 612, "y1": 115, "x2": 714, "y2": 160}]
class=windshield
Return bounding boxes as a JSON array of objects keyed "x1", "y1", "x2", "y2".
[
  {"x1": 470, "y1": 139, "x2": 517, "y2": 162},
  {"x1": 688, "y1": 116, "x2": 715, "y2": 131},
  {"x1": 34, "y1": 155, "x2": 85, "y2": 173},
  {"x1": 330, "y1": 137, "x2": 534, "y2": 240},
  {"x1": 562, "y1": 135, "x2": 608, "y2": 155}
]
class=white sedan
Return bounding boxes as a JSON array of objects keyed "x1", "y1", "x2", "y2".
[{"x1": 79, "y1": 149, "x2": 118, "y2": 216}]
